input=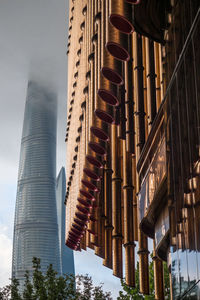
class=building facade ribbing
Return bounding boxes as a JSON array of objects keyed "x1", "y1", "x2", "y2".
[{"x1": 65, "y1": 0, "x2": 200, "y2": 299}]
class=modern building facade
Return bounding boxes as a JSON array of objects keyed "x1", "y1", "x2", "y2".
[
  {"x1": 56, "y1": 167, "x2": 75, "y2": 275},
  {"x1": 65, "y1": 0, "x2": 200, "y2": 299},
  {"x1": 12, "y1": 81, "x2": 60, "y2": 287}
]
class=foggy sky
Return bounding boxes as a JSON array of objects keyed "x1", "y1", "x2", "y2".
[
  {"x1": 0, "y1": 1, "x2": 121, "y2": 297},
  {"x1": 0, "y1": 0, "x2": 68, "y2": 288}
]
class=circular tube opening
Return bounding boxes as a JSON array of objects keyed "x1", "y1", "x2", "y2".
[
  {"x1": 125, "y1": 0, "x2": 141, "y2": 4},
  {"x1": 106, "y1": 42, "x2": 130, "y2": 61},
  {"x1": 66, "y1": 241, "x2": 77, "y2": 250},
  {"x1": 81, "y1": 179, "x2": 99, "y2": 192},
  {"x1": 90, "y1": 216, "x2": 97, "y2": 222},
  {"x1": 89, "y1": 142, "x2": 106, "y2": 156},
  {"x1": 77, "y1": 197, "x2": 92, "y2": 208},
  {"x1": 86, "y1": 155, "x2": 103, "y2": 169},
  {"x1": 74, "y1": 217, "x2": 88, "y2": 227},
  {"x1": 72, "y1": 223, "x2": 85, "y2": 233},
  {"x1": 90, "y1": 126, "x2": 109, "y2": 141},
  {"x1": 98, "y1": 89, "x2": 119, "y2": 106},
  {"x1": 69, "y1": 230, "x2": 83, "y2": 238},
  {"x1": 83, "y1": 168, "x2": 100, "y2": 181},
  {"x1": 109, "y1": 14, "x2": 134, "y2": 34},
  {"x1": 95, "y1": 109, "x2": 114, "y2": 124},
  {"x1": 66, "y1": 238, "x2": 76, "y2": 246},
  {"x1": 71, "y1": 226, "x2": 84, "y2": 236},
  {"x1": 68, "y1": 235, "x2": 79, "y2": 243},
  {"x1": 75, "y1": 212, "x2": 88, "y2": 222},
  {"x1": 69, "y1": 232, "x2": 82, "y2": 240},
  {"x1": 68, "y1": 238, "x2": 78, "y2": 246},
  {"x1": 101, "y1": 67, "x2": 124, "y2": 85},
  {"x1": 76, "y1": 205, "x2": 90, "y2": 216},
  {"x1": 80, "y1": 189, "x2": 95, "y2": 201}
]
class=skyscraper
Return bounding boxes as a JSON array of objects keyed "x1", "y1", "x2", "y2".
[
  {"x1": 65, "y1": 0, "x2": 200, "y2": 299},
  {"x1": 56, "y1": 167, "x2": 75, "y2": 275},
  {"x1": 12, "y1": 81, "x2": 60, "y2": 287}
]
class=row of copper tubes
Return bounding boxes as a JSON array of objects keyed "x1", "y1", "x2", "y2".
[{"x1": 65, "y1": 0, "x2": 166, "y2": 297}]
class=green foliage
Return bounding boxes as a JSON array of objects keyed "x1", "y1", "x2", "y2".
[
  {"x1": 23, "y1": 271, "x2": 34, "y2": 300},
  {"x1": 10, "y1": 278, "x2": 22, "y2": 300},
  {"x1": 117, "y1": 259, "x2": 170, "y2": 300},
  {"x1": 0, "y1": 284, "x2": 11, "y2": 300},
  {"x1": 32, "y1": 257, "x2": 47, "y2": 300},
  {"x1": 76, "y1": 274, "x2": 112, "y2": 300},
  {"x1": 0, "y1": 255, "x2": 170, "y2": 300},
  {"x1": 0, "y1": 257, "x2": 112, "y2": 299}
]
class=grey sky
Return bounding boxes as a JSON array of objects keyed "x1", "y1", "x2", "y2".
[{"x1": 0, "y1": 0, "x2": 121, "y2": 298}]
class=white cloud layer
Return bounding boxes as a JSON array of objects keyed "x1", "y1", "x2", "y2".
[{"x1": 0, "y1": 225, "x2": 12, "y2": 287}]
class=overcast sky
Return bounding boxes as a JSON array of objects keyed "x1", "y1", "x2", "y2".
[{"x1": 0, "y1": 0, "x2": 121, "y2": 298}]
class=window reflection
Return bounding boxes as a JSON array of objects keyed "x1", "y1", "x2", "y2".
[{"x1": 139, "y1": 137, "x2": 166, "y2": 224}]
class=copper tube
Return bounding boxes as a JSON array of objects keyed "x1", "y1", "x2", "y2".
[
  {"x1": 88, "y1": 52, "x2": 95, "y2": 143},
  {"x1": 88, "y1": 219, "x2": 97, "y2": 248},
  {"x1": 92, "y1": 35, "x2": 113, "y2": 139},
  {"x1": 159, "y1": 43, "x2": 165, "y2": 100},
  {"x1": 125, "y1": 0, "x2": 141, "y2": 3},
  {"x1": 109, "y1": 0, "x2": 134, "y2": 34},
  {"x1": 125, "y1": 35, "x2": 135, "y2": 152},
  {"x1": 103, "y1": 145, "x2": 113, "y2": 269},
  {"x1": 89, "y1": 188, "x2": 100, "y2": 247},
  {"x1": 153, "y1": 241, "x2": 164, "y2": 300},
  {"x1": 85, "y1": 42, "x2": 107, "y2": 182},
  {"x1": 80, "y1": 231, "x2": 86, "y2": 250},
  {"x1": 154, "y1": 42, "x2": 162, "y2": 109},
  {"x1": 133, "y1": 33, "x2": 146, "y2": 153},
  {"x1": 112, "y1": 236, "x2": 123, "y2": 278},
  {"x1": 84, "y1": 191, "x2": 95, "y2": 250},
  {"x1": 133, "y1": 33, "x2": 149, "y2": 294},
  {"x1": 142, "y1": 37, "x2": 149, "y2": 140},
  {"x1": 93, "y1": 18, "x2": 115, "y2": 135},
  {"x1": 138, "y1": 230, "x2": 149, "y2": 295},
  {"x1": 95, "y1": 174, "x2": 106, "y2": 258},
  {"x1": 112, "y1": 125, "x2": 123, "y2": 278},
  {"x1": 132, "y1": 155, "x2": 138, "y2": 241},
  {"x1": 100, "y1": 0, "x2": 124, "y2": 85},
  {"x1": 122, "y1": 140, "x2": 135, "y2": 286},
  {"x1": 96, "y1": 10, "x2": 120, "y2": 108},
  {"x1": 105, "y1": 0, "x2": 130, "y2": 62},
  {"x1": 97, "y1": 0, "x2": 101, "y2": 15},
  {"x1": 145, "y1": 38, "x2": 157, "y2": 129},
  {"x1": 86, "y1": 230, "x2": 92, "y2": 249},
  {"x1": 103, "y1": 225, "x2": 113, "y2": 269},
  {"x1": 98, "y1": 75, "x2": 119, "y2": 107},
  {"x1": 117, "y1": 84, "x2": 126, "y2": 140}
]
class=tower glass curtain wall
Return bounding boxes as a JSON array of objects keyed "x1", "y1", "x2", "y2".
[
  {"x1": 56, "y1": 167, "x2": 75, "y2": 275},
  {"x1": 12, "y1": 81, "x2": 60, "y2": 287}
]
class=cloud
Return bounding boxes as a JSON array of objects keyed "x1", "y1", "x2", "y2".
[
  {"x1": 0, "y1": 0, "x2": 68, "y2": 174},
  {"x1": 0, "y1": 225, "x2": 12, "y2": 287}
]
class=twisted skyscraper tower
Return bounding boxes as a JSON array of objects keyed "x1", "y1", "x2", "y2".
[{"x1": 12, "y1": 81, "x2": 61, "y2": 286}]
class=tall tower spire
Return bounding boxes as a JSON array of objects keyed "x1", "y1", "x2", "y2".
[{"x1": 12, "y1": 81, "x2": 60, "y2": 287}]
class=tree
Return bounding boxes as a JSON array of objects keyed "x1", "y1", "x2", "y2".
[
  {"x1": 10, "y1": 277, "x2": 22, "y2": 300},
  {"x1": 118, "y1": 259, "x2": 170, "y2": 300},
  {"x1": 0, "y1": 284, "x2": 11, "y2": 300},
  {"x1": 32, "y1": 257, "x2": 47, "y2": 300},
  {"x1": 23, "y1": 271, "x2": 34, "y2": 300},
  {"x1": 0, "y1": 258, "x2": 112, "y2": 300}
]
